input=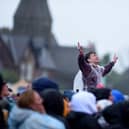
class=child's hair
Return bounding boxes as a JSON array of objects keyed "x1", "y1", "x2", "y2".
[{"x1": 85, "y1": 51, "x2": 96, "y2": 63}]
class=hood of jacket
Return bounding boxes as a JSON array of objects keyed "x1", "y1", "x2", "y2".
[{"x1": 8, "y1": 105, "x2": 34, "y2": 129}]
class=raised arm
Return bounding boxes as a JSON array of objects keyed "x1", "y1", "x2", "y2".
[
  {"x1": 78, "y1": 42, "x2": 91, "y2": 77},
  {"x1": 102, "y1": 54, "x2": 118, "y2": 76}
]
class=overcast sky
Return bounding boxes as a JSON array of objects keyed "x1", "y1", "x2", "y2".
[{"x1": 0, "y1": 0, "x2": 129, "y2": 72}]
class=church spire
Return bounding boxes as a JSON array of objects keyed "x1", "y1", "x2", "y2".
[{"x1": 13, "y1": 0, "x2": 52, "y2": 37}]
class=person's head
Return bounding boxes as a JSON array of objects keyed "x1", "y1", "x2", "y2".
[
  {"x1": 40, "y1": 89, "x2": 64, "y2": 116},
  {"x1": 0, "y1": 74, "x2": 9, "y2": 98},
  {"x1": 111, "y1": 89, "x2": 125, "y2": 104},
  {"x1": 70, "y1": 91, "x2": 97, "y2": 115},
  {"x1": 32, "y1": 77, "x2": 59, "y2": 94},
  {"x1": 85, "y1": 51, "x2": 99, "y2": 64},
  {"x1": 89, "y1": 88, "x2": 113, "y2": 101},
  {"x1": 17, "y1": 89, "x2": 44, "y2": 113}
]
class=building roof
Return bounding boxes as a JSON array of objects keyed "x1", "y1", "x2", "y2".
[
  {"x1": 0, "y1": 34, "x2": 56, "y2": 70},
  {"x1": 39, "y1": 47, "x2": 56, "y2": 70},
  {"x1": 50, "y1": 45, "x2": 90, "y2": 77},
  {"x1": 0, "y1": 36, "x2": 14, "y2": 69},
  {"x1": 50, "y1": 46, "x2": 79, "y2": 76},
  {"x1": 8, "y1": 35, "x2": 30, "y2": 65},
  {"x1": 13, "y1": 0, "x2": 52, "y2": 36}
]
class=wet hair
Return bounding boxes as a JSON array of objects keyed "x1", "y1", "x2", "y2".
[
  {"x1": 17, "y1": 89, "x2": 35, "y2": 109},
  {"x1": 84, "y1": 51, "x2": 96, "y2": 63}
]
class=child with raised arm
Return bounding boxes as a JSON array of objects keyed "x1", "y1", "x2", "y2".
[{"x1": 75, "y1": 42, "x2": 118, "y2": 91}]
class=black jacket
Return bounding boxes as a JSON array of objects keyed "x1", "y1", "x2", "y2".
[
  {"x1": 66, "y1": 111, "x2": 102, "y2": 129},
  {"x1": 102, "y1": 101, "x2": 129, "y2": 129}
]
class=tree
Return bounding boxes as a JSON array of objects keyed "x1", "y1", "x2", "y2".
[
  {"x1": 1, "y1": 69, "x2": 19, "y2": 83},
  {"x1": 100, "y1": 53, "x2": 110, "y2": 66}
]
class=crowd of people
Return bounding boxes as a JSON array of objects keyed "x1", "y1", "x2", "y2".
[{"x1": 0, "y1": 44, "x2": 129, "y2": 129}]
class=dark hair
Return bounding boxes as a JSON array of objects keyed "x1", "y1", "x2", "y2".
[
  {"x1": 40, "y1": 89, "x2": 64, "y2": 116},
  {"x1": 89, "y1": 88, "x2": 111, "y2": 100},
  {"x1": 0, "y1": 74, "x2": 6, "y2": 94},
  {"x1": 84, "y1": 51, "x2": 96, "y2": 63}
]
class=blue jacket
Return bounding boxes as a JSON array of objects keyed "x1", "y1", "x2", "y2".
[{"x1": 8, "y1": 105, "x2": 65, "y2": 129}]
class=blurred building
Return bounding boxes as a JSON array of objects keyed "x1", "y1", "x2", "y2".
[{"x1": 0, "y1": 0, "x2": 92, "y2": 89}]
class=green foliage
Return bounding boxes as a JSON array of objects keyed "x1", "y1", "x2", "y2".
[
  {"x1": 106, "y1": 69, "x2": 129, "y2": 94},
  {"x1": 106, "y1": 70, "x2": 121, "y2": 87},
  {"x1": 100, "y1": 53, "x2": 110, "y2": 65},
  {"x1": 1, "y1": 69, "x2": 19, "y2": 83},
  {"x1": 100, "y1": 53, "x2": 129, "y2": 93}
]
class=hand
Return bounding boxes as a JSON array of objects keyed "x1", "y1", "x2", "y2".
[
  {"x1": 77, "y1": 42, "x2": 83, "y2": 54},
  {"x1": 112, "y1": 54, "x2": 118, "y2": 63}
]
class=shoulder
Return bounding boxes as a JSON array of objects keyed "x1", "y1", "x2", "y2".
[{"x1": 24, "y1": 113, "x2": 65, "y2": 129}]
